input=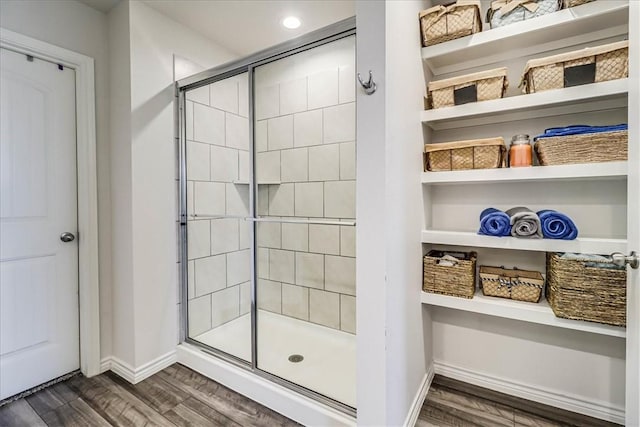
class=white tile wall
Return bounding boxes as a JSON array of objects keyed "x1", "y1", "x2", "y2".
[
  {"x1": 194, "y1": 255, "x2": 226, "y2": 296},
  {"x1": 324, "y1": 103, "x2": 355, "y2": 144},
  {"x1": 188, "y1": 260, "x2": 195, "y2": 299},
  {"x1": 294, "y1": 110, "x2": 322, "y2": 148},
  {"x1": 256, "y1": 151, "x2": 280, "y2": 183},
  {"x1": 258, "y1": 247, "x2": 270, "y2": 279},
  {"x1": 339, "y1": 142, "x2": 356, "y2": 180},
  {"x1": 258, "y1": 186, "x2": 269, "y2": 215},
  {"x1": 338, "y1": 65, "x2": 356, "y2": 104},
  {"x1": 187, "y1": 141, "x2": 210, "y2": 181},
  {"x1": 186, "y1": 101, "x2": 194, "y2": 140},
  {"x1": 188, "y1": 295, "x2": 211, "y2": 336},
  {"x1": 256, "y1": 85, "x2": 279, "y2": 120},
  {"x1": 194, "y1": 182, "x2": 225, "y2": 216},
  {"x1": 295, "y1": 252, "x2": 324, "y2": 289},
  {"x1": 324, "y1": 181, "x2": 355, "y2": 219},
  {"x1": 282, "y1": 284, "x2": 309, "y2": 321},
  {"x1": 238, "y1": 77, "x2": 249, "y2": 118},
  {"x1": 194, "y1": 103, "x2": 225, "y2": 145},
  {"x1": 280, "y1": 77, "x2": 307, "y2": 115},
  {"x1": 211, "y1": 286, "x2": 240, "y2": 328},
  {"x1": 309, "y1": 289, "x2": 340, "y2": 330},
  {"x1": 210, "y1": 78, "x2": 238, "y2": 114},
  {"x1": 340, "y1": 294, "x2": 356, "y2": 333},
  {"x1": 210, "y1": 218, "x2": 239, "y2": 254},
  {"x1": 308, "y1": 68, "x2": 339, "y2": 110},
  {"x1": 309, "y1": 144, "x2": 340, "y2": 182},
  {"x1": 281, "y1": 148, "x2": 308, "y2": 182},
  {"x1": 240, "y1": 281, "x2": 251, "y2": 315},
  {"x1": 257, "y1": 221, "x2": 281, "y2": 248},
  {"x1": 225, "y1": 183, "x2": 249, "y2": 216},
  {"x1": 294, "y1": 182, "x2": 323, "y2": 217},
  {"x1": 187, "y1": 181, "x2": 194, "y2": 219},
  {"x1": 281, "y1": 223, "x2": 308, "y2": 252},
  {"x1": 188, "y1": 220, "x2": 210, "y2": 260},
  {"x1": 309, "y1": 224, "x2": 340, "y2": 255},
  {"x1": 256, "y1": 120, "x2": 268, "y2": 153},
  {"x1": 227, "y1": 249, "x2": 251, "y2": 286},
  {"x1": 268, "y1": 184, "x2": 294, "y2": 216},
  {"x1": 325, "y1": 255, "x2": 356, "y2": 296},
  {"x1": 340, "y1": 226, "x2": 356, "y2": 257},
  {"x1": 226, "y1": 114, "x2": 250, "y2": 151},
  {"x1": 258, "y1": 279, "x2": 281, "y2": 313},
  {"x1": 239, "y1": 218, "x2": 251, "y2": 250},
  {"x1": 268, "y1": 115, "x2": 294, "y2": 151},
  {"x1": 210, "y1": 145, "x2": 238, "y2": 182},
  {"x1": 269, "y1": 249, "x2": 295, "y2": 284},
  {"x1": 186, "y1": 85, "x2": 209, "y2": 105},
  {"x1": 238, "y1": 151, "x2": 250, "y2": 183}
]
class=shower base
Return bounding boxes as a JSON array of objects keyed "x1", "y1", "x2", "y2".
[{"x1": 194, "y1": 310, "x2": 356, "y2": 408}]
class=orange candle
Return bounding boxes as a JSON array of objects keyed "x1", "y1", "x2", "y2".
[{"x1": 509, "y1": 134, "x2": 532, "y2": 167}]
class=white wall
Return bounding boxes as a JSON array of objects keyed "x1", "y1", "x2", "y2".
[{"x1": 0, "y1": 0, "x2": 113, "y2": 359}]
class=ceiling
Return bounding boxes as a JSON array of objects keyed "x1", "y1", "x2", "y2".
[
  {"x1": 76, "y1": 0, "x2": 120, "y2": 13},
  {"x1": 142, "y1": 0, "x2": 355, "y2": 56}
]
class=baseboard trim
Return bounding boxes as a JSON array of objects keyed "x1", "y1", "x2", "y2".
[
  {"x1": 100, "y1": 351, "x2": 177, "y2": 384},
  {"x1": 177, "y1": 343, "x2": 355, "y2": 427},
  {"x1": 403, "y1": 363, "x2": 435, "y2": 427},
  {"x1": 433, "y1": 360, "x2": 625, "y2": 425}
]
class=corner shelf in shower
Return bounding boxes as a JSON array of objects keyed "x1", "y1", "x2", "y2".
[
  {"x1": 421, "y1": 79, "x2": 628, "y2": 130},
  {"x1": 233, "y1": 181, "x2": 281, "y2": 185},
  {"x1": 421, "y1": 230, "x2": 627, "y2": 254},
  {"x1": 421, "y1": 290, "x2": 626, "y2": 338},
  {"x1": 421, "y1": 0, "x2": 629, "y2": 74}
]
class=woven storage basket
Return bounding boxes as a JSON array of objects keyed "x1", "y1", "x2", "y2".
[
  {"x1": 419, "y1": 1, "x2": 482, "y2": 47},
  {"x1": 535, "y1": 130, "x2": 628, "y2": 165},
  {"x1": 424, "y1": 137, "x2": 507, "y2": 171},
  {"x1": 487, "y1": 0, "x2": 562, "y2": 29},
  {"x1": 566, "y1": 0, "x2": 595, "y2": 7},
  {"x1": 479, "y1": 266, "x2": 544, "y2": 303},
  {"x1": 520, "y1": 40, "x2": 629, "y2": 93},
  {"x1": 546, "y1": 253, "x2": 626, "y2": 326},
  {"x1": 423, "y1": 250, "x2": 477, "y2": 298},
  {"x1": 427, "y1": 68, "x2": 509, "y2": 109}
]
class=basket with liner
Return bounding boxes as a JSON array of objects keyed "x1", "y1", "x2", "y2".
[
  {"x1": 487, "y1": 0, "x2": 563, "y2": 29},
  {"x1": 546, "y1": 252, "x2": 626, "y2": 326},
  {"x1": 479, "y1": 266, "x2": 544, "y2": 303},
  {"x1": 419, "y1": 0, "x2": 482, "y2": 47},
  {"x1": 520, "y1": 40, "x2": 628, "y2": 94},
  {"x1": 423, "y1": 250, "x2": 477, "y2": 299},
  {"x1": 534, "y1": 124, "x2": 628, "y2": 166},
  {"x1": 565, "y1": 0, "x2": 595, "y2": 7},
  {"x1": 427, "y1": 67, "x2": 509, "y2": 109},
  {"x1": 424, "y1": 137, "x2": 507, "y2": 172}
]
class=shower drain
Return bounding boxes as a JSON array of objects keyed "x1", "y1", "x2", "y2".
[{"x1": 288, "y1": 354, "x2": 304, "y2": 363}]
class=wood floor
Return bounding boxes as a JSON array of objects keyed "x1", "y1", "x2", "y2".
[{"x1": 0, "y1": 365, "x2": 620, "y2": 427}]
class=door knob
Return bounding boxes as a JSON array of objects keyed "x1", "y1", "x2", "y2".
[
  {"x1": 60, "y1": 232, "x2": 75, "y2": 243},
  {"x1": 610, "y1": 251, "x2": 639, "y2": 269}
]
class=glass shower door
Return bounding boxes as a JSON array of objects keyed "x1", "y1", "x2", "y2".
[{"x1": 253, "y1": 35, "x2": 357, "y2": 407}]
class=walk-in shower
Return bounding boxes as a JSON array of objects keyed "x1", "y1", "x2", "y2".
[{"x1": 177, "y1": 20, "x2": 356, "y2": 411}]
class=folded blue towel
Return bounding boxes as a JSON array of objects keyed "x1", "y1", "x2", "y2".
[
  {"x1": 478, "y1": 208, "x2": 511, "y2": 237},
  {"x1": 537, "y1": 210, "x2": 578, "y2": 240},
  {"x1": 534, "y1": 124, "x2": 627, "y2": 141}
]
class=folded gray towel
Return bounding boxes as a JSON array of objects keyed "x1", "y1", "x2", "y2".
[{"x1": 506, "y1": 207, "x2": 542, "y2": 239}]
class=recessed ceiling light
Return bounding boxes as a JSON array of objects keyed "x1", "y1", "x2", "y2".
[{"x1": 282, "y1": 16, "x2": 301, "y2": 29}]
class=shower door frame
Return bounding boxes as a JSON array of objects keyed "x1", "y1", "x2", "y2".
[{"x1": 176, "y1": 17, "x2": 356, "y2": 415}]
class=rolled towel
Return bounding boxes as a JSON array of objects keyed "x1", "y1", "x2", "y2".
[
  {"x1": 478, "y1": 208, "x2": 511, "y2": 237},
  {"x1": 506, "y1": 207, "x2": 542, "y2": 239},
  {"x1": 537, "y1": 210, "x2": 578, "y2": 240}
]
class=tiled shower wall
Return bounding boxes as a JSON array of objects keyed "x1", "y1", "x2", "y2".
[
  {"x1": 254, "y1": 37, "x2": 356, "y2": 334},
  {"x1": 185, "y1": 74, "x2": 252, "y2": 337}
]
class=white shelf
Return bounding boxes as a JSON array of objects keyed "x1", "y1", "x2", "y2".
[
  {"x1": 421, "y1": 0, "x2": 629, "y2": 75},
  {"x1": 421, "y1": 290, "x2": 625, "y2": 338},
  {"x1": 421, "y1": 79, "x2": 628, "y2": 130},
  {"x1": 421, "y1": 230, "x2": 627, "y2": 254},
  {"x1": 422, "y1": 161, "x2": 627, "y2": 184}
]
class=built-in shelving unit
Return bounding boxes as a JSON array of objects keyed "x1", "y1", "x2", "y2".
[{"x1": 421, "y1": 291, "x2": 626, "y2": 338}]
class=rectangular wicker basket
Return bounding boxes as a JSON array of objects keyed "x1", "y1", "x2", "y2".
[
  {"x1": 423, "y1": 250, "x2": 477, "y2": 299},
  {"x1": 479, "y1": 266, "x2": 544, "y2": 303},
  {"x1": 534, "y1": 130, "x2": 628, "y2": 165},
  {"x1": 419, "y1": 1, "x2": 482, "y2": 47},
  {"x1": 520, "y1": 40, "x2": 629, "y2": 94},
  {"x1": 546, "y1": 253, "x2": 626, "y2": 326},
  {"x1": 427, "y1": 68, "x2": 509, "y2": 109},
  {"x1": 566, "y1": 0, "x2": 595, "y2": 7},
  {"x1": 487, "y1": 0, "x2": 562, "y2": 29},
  {"x1": 424, "y1": 137, "x2": 506, "y2": 172}
]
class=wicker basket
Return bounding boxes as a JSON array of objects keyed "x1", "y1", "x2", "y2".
[
  {"x1": 419, "y1": 1, "x2": 482, "y2": 47},
  {"x1": 427, "y1": 68, "x2": 509, "y2": 109},
  {"x1": 535, "y1": 130, "x2": 628, "y2": 165},
  {"x1": 479, "y1": 266, "x2": 544, "y2": 303},
  {"x1": 424, "y1": 137, "x2": 506, "y2": 172},
  {"x1": 546, "y1": 253, "x2": 626, "y2": 326},
  {"x1": 566, "y1": 0, "x2": 595, "y2": 7},
  {"x1": 487, "y1": 0, "x2": 562, "y2": 29},
  {"x1": 423, "y1": 250, "x2": 477, "y2": 298},
  {"x1": 520, "y1": 40, "x2": 629, "y2": 94}
]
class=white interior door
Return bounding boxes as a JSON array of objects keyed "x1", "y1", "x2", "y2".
[{"x1": 0, "y1": 47, "x2": 79, "y2": 400}]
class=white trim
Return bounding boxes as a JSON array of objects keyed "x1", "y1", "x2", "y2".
[
  {"x1": 177, "y1": 343, "x2": 356, "y2": 427},
  {"x1": 434, "y1": 360, "x2": 625, "y2": 425},
  {"x1": 0, "y1": 28, "x2": 101, "y2": 377},
  {"x1": 403, "y1": 364, "x2": 434, "y2": 427},
  {"x1": 103, "y1": 351, "x2": 177, "y2": 384}
]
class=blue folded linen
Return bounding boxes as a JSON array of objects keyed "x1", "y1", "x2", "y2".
[
  {"x1": 506, "y1": 207, "x2": 542, "y2": 239},
  {"x1": 478, "y1": 208, "x2": 511, "y2": 237},
  {"x1": 537, "y1": 210, "x2": 578, "y2": 240},
  {"x1": 534, "y1": 124, "x2": 627, "y2": 141}
]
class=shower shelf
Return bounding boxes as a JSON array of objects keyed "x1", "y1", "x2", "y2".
[{"x1": 233, "y1": 180, "x2": 281, "y2": 185}]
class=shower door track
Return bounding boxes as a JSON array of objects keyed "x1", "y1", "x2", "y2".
[{"x1": 176, "y1": 17, "x2": 357, "y2": 417}]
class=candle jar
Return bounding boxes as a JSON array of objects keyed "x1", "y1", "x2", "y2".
[{"x1": 509, "y1": 134, "x2": 532, "y2": 167}]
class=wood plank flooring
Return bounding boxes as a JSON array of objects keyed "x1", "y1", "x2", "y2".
[{"x1": 0, "y1": 365, "x2": 621, "y2": 426}]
